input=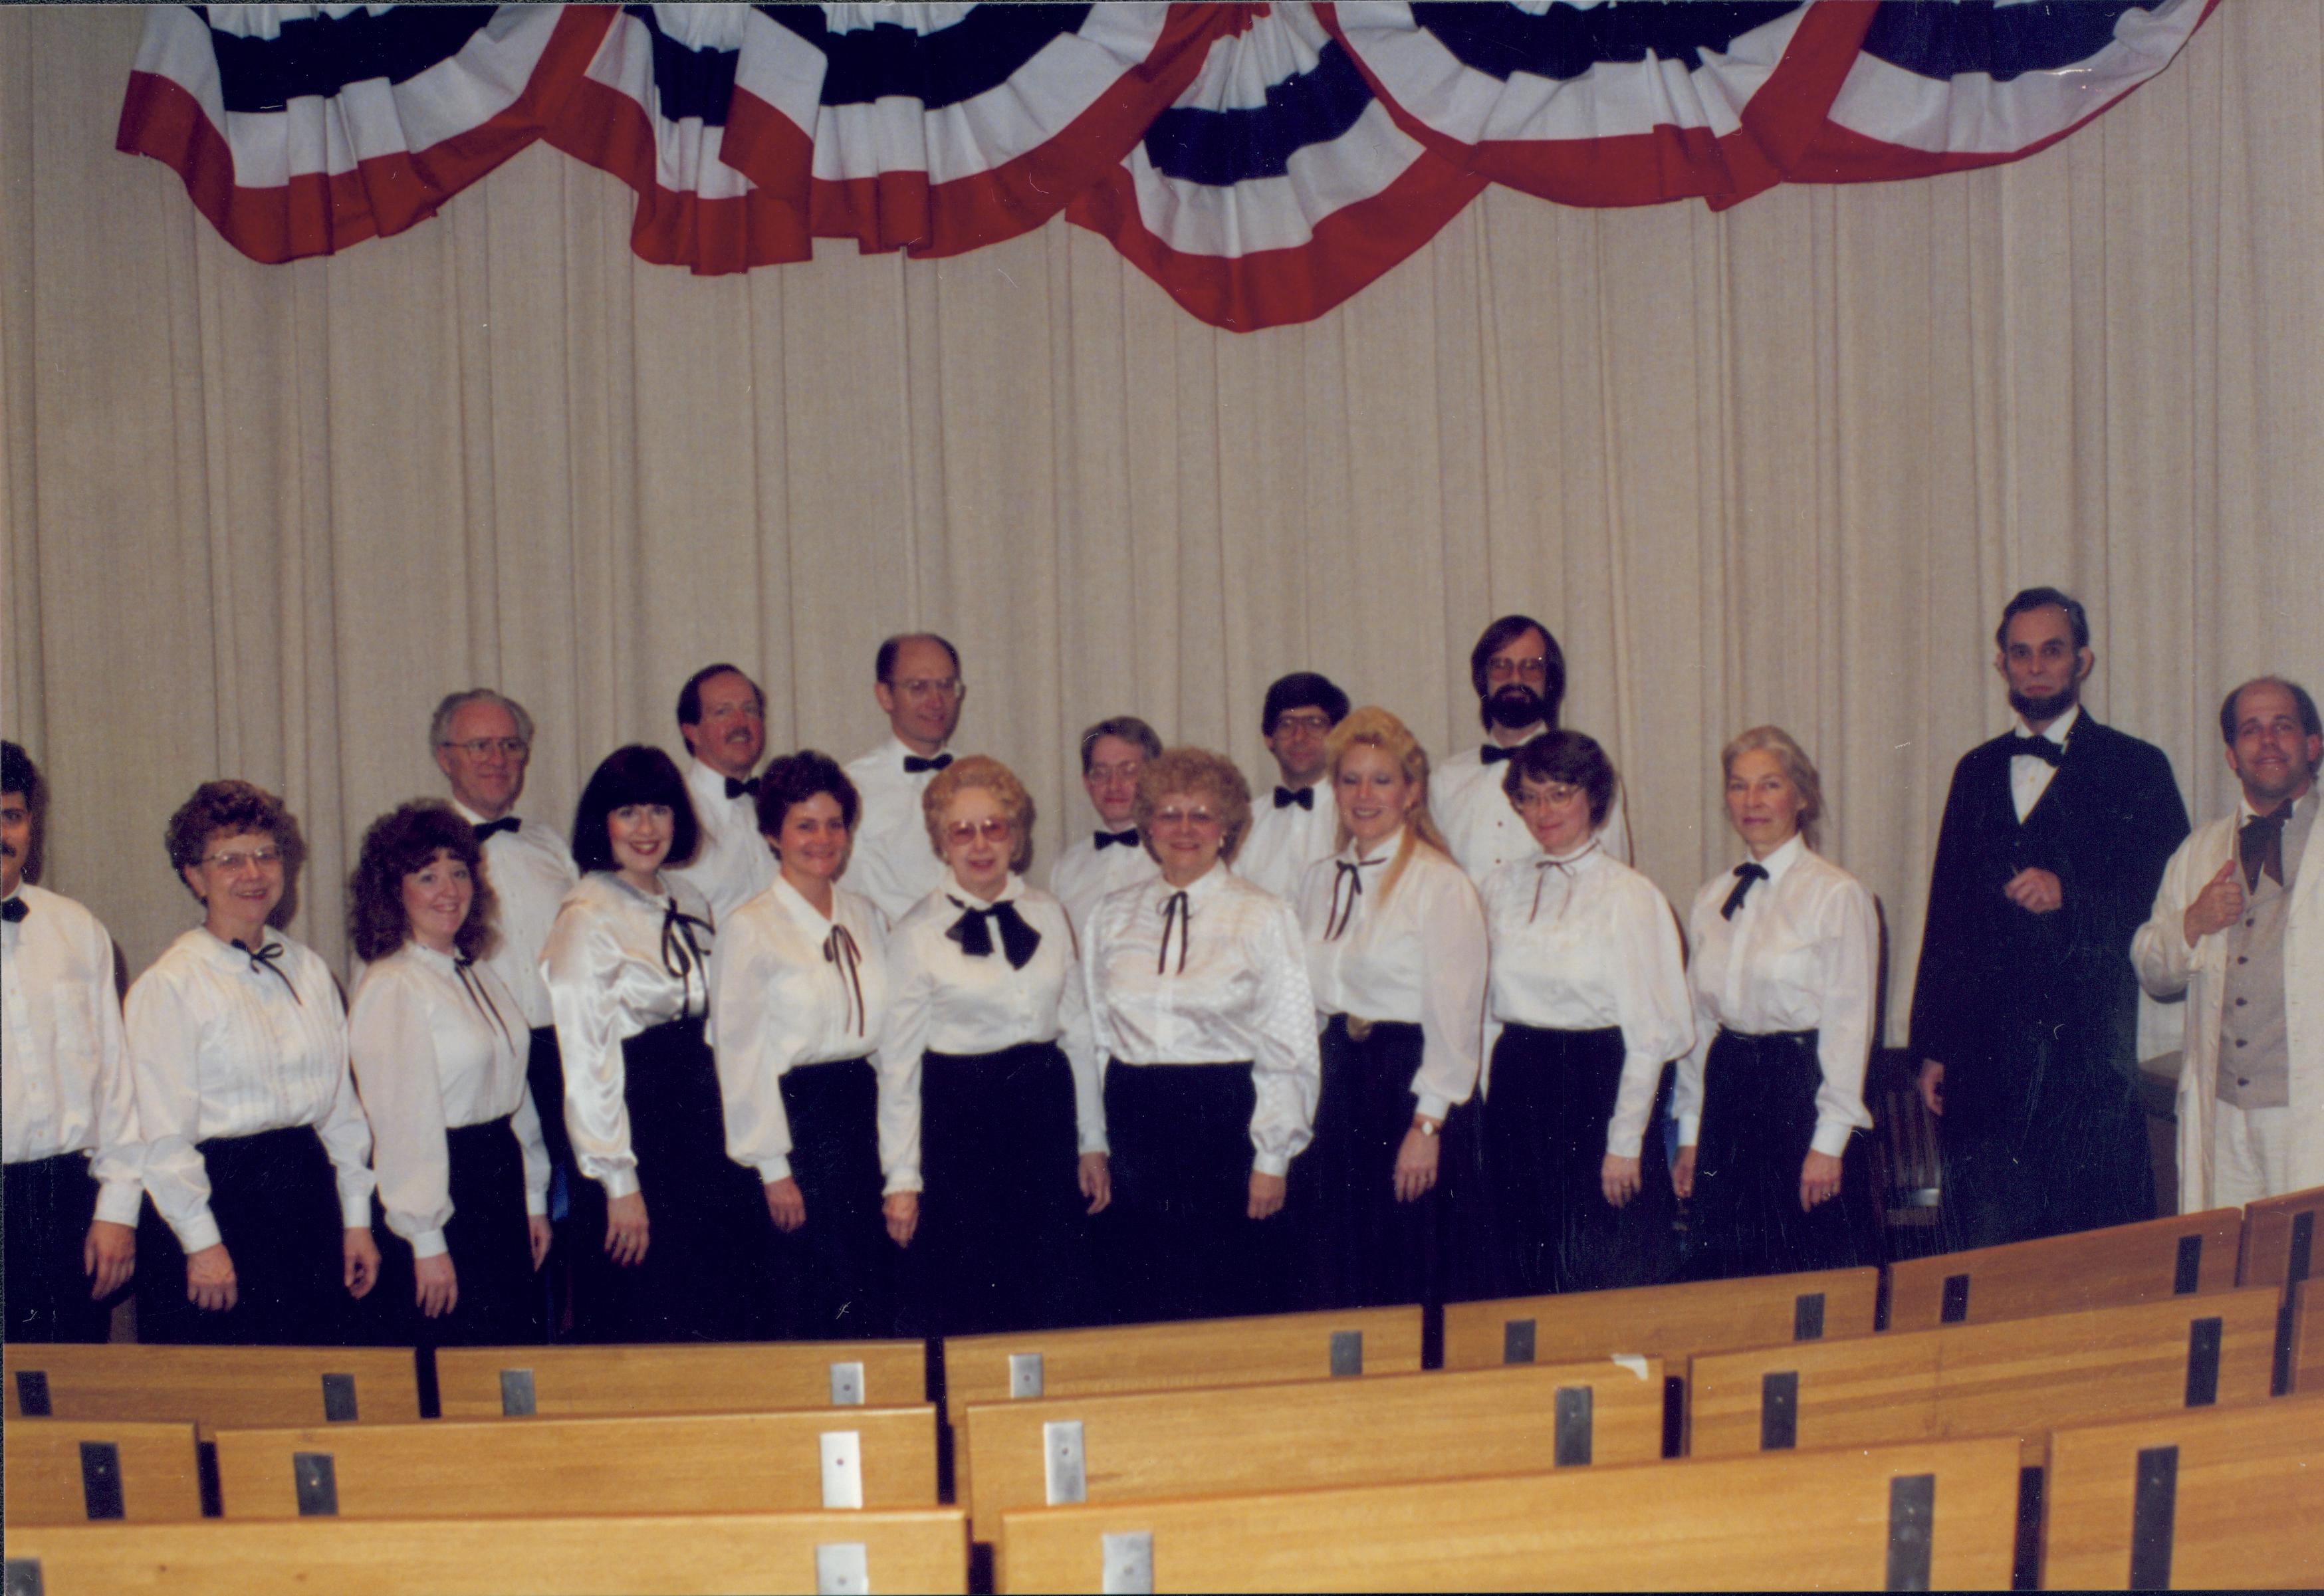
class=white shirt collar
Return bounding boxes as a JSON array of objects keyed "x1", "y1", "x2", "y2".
[
  {"x1": 2013, "y1": 703, "x2": 2079, "y2": 746},
  {"x1": 943, "y1": 871, "x2": 1023, "y2": 909},
  {"x1": 1345, "y1": 826, "x2": 1403, "y2": 864},
  {"x1": 687, "y1": 757, "x2": 752, "y2": 802},
  {"x1": 1163, "y1": 860, "x2": 1230, "y2": 905},
  {"x1": 1536, "y1": 835, "x2": 1605, "y2": 871},
  {"x1": 2239, "y1": 784, "x2": 2318, "y2": 824},
  {"x1": 888, "y1": 733, "x2": 949, "y2": 769},
  {"x1": 1753, "y1": 832, "x2": 1809, "y2": 883},
  {"x1": 771, "y1": 871, "x2": 843, "y2": 929}
]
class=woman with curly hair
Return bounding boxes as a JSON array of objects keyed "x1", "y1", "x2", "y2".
[
  {"x1": 127, "y1": 780, "x2": 380, "y2": 1345},
  {"x1": 347, "y1": 800, "x2": 550, "y2": 1346}
]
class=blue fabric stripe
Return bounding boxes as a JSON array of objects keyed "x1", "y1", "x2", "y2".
[
  {"x1": 627, "y1": 5, "x2": 741, "y2": 128},
  {"x1": 1143, "y1": 40, "x2": 1374, "y2": 187},
  {"x1": 759, "y1": 3, "x2": 1094, "y2": 112},
  {"x1": 1413, "y1": 1, "x2": 1803, "y2": 84},
  {"x1": 1861, "y1": 1, "x2": 2169, "y2": 85},
  {"x1": 199, "y1": 4, "x2": 497, "y2": 116}
]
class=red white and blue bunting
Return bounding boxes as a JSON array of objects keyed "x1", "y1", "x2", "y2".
[{"x1": 117, "y1": 0, "x2": 2220, "y2": 329}]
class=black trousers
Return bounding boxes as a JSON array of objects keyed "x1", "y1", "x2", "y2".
[
  {"x1": 370, "y1": 1115, "x2": 545, "y2": 1348},
  {"x1": 136, "y1": 1125, "x2": 351, "y2": 1345},
  {"x1": 1685, "y1": 1029, "x2": 1879, "y2": 1282},
  {"x1": 765, "y1": 1057, "x2": 903, "y2": 1341},
  {"x1": 526, "y1": 1025, "x2": 576, "y2": 1342},
  {"x1": 5, "y1": 1152, "x2": 116, "y2": 1343},
  {"x1": 1291, "y1": 1018, "x2": 1454, "y2": 1311},
  {"x1": 1937, "y1": 1025, "x2": 2154, "y2": 1252}
]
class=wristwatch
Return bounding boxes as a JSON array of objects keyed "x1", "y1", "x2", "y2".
[{"x1": 1411, "y1": 1117, "x2": 1440, "y2": 1137}]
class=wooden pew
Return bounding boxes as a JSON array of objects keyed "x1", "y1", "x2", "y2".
[
  {"x1": 2237, "y1": 1183, "x2": 2323, "y2": 1288},
  {"x1": 1688, "y1": 1287, "x2": 2284, "y2": 1467},
  {"x1": 1887, "y1": 1209, "x2": 2244, "y2": 1331},
  {"x1": 2039, "y1": 1395, "x2": 2324, "y2": 1589},
  {"x1": 1441, "y1": 1268, "x2": 1879, "y2": 1371},
  {"x1": 2, "y1": 1419, "x2": 204, "y2": 1526},
  {"x1": 433, "y1": 1337, "x2": 927, "y2": 1419},
  {"x1": 2293, "y1": 1279, "x2": 2321, "y2": 1396},
  {"x1": 1, "y1": 1344, "x2": 420, "y2": 1436},
  {"x1": 210, "y1": 1406, "x2": 938, "y2": 1519},
  {"x1": 1, "y1": 1508, "x2": 971, "y2": 1594},
  {"x1": 961, "y1": 1357, "x2": 1664, "y2": 1541},
  {"x1": 995, "y1": 1436, "x2": 2022, "y2": 1591}
]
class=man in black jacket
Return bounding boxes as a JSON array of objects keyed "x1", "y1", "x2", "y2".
[{"x1": 1911, "y1": 587, "x2": 2188, "y2": 1249}]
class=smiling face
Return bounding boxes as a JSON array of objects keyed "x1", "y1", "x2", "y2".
[
  {"x1": 940, "y1": 786, "x2": 1014, "y2": 902},
  {"x1": 1513, "y1": 773, "x2": 1594, "y2": 856},
  {"x1": 1264, "y1": 707, "x2": 1334, "y2": 788},
  {"x1": 434, "y1": 699, "x2": 529, "y2": 821},
  {"x1": 681, "y1": 671, "x2": 766, "y2": 781},
  {"x1": 2226, "y1": 680, "x2": 2322, "y2": 810},
  {"x1": 606, "y1": 804, "x2": 673, "y2": 891},
  {"x1": 1083, "y1": 735, "x2": 1146, "y2": 829},
  {"x1": 183, "y1": 828, "x2": 287, "y2": 939},
  {"x1": 1149, "y1": 788, "x2": 1226, "y2": 887},
  {"x1": 773, "y1": 790, "x2": 850, "y2": 890},
  {"x1": 875, "y1": 637, "x2": 964, "y2": 758},
  {"x1": 1334, "y1": 742, "x2": 1417, "y2": 855},
  {"x1": 400, "y1": 847, "x2": 475, "y2": 955},
  {"x1": 1724, "y1": 748, "x2": 1805, "y2": 859},
  {"x1": 0, "y1": 788, "x2": 27, "y2": 899}
]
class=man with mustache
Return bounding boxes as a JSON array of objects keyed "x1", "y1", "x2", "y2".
[
  {"x1": 2134, "y1": 677, "x2": 2322, "y2": 1208},
  {"x1": 1911, "y1": 587, "x2": 2188, "y2": 1248},
  {"x1": 1435, "y1": 615, "x2": 1631, "y2": 883},
  {"x1": 2, "y1": 741, "x2": 144, "y2": 1340},
  {"x1": 667, "y1": 663, "x2": 775, "y2": 925}
]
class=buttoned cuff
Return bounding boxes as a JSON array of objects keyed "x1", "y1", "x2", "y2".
[
  {"x1": 1413, "y1": 1091, "x2": 1451, "y2": 1122},
  {"x1": 1078, "y1": 1132, "x2": 1110, "y2": 1157},
  {"x1": 524, "y1": 1191, "x2": 549, "y2": 1218},
  {"x1": 338, "y1": 1191, "x2": 374, "y2": 1230},
  {"x1": 1677, "y1": 1113, "x2": 1702, "y2": 1146},
  {"x1": 94, "y1": 1181, "x2": 145, "y2": 1228},
  {"x1": 596, "y1": 1167, "x2": 641, "y2": 1201},
  {"x1": 883, "y1": 1167, "x2": 922, "y2": 1196},
  {"x1": 1252, "y1": 1151, "x2": 1290, "y2": 1178},
  {"x1": 755, "y1": 1157, "x2": 792, "y2": 1185},
  {"x1": 1809, "y1": 1121, "x2": 1855, "y2": 1159},
  {"x1": 1604, "y1": 1126, "x2": 1645, "y2": 1160},
  {"x1": 174, "y1": 1208, "x2": 224, "y2": 1255},
  {"x1": 409, "y1": 1228, "x2": 449, "y2": 1260}
]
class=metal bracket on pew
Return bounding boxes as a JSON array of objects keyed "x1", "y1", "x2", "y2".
[
  {"x1": 320, "y1": 1372, "x2": 359, "y2": 1423},
  {"x1": 1760, "y1": 1371, "x2": 1799, "y2": 1450},
  {"x1": 2129, "y1": 1444, "x2": 2178, "y2": 1589},
  {"x1": 1884, "y1": 1472, "x2": 1935, "y2": 1591},
  {"x1": 1553, "y1": 1387, "x2": 1593, "y2": 1466},
  {"x1": 1502, "y1": 1319, "x2": 1535, "y2": 1365},
  {"x1": 293, "y1": 1451, "x2": 338, "y2": 1516},
  {"x1": 2291, "y1": 1211, "x2": 2315, "y2": 1284},
  {"x1": 1940, "y1": 1275, "x2": 1971, "y2": 1324},
  {"x1": 814, "y1": 1541, "x2": 870, "y2": 1595},
  {"x1": 78, "y1": 1440, "x2": 124, "y2": 1520},
  {"x1": 828, "y1": 1360, "x2": 865, "y2": 1407},
  {"x1": 1044, "y1": 1420, "x2": 1087, "y2": 1505},
  {"x1": 820, "y1": 1430, "x2": 863, "y2": 1510},
  {"x1": 499, "y1": 1368, "x2": 536, "y2": 1417},
  {"x1": 4, "y1": 1558, "x2": 44, "y2": 1596},
  {"x1": 2183, "y1": 1317, "x2": 2222, "y2": 1407},
  {"x1": 1794, "y1": 1292, "x2": 1826, "y2": 1341},
  {"x1": 2173, "y1": 1234, "x2": 2203, "y2": 1296},
  {"x1": 1330, "y1": 1330, "x2": 1363, "y2": 1377},
  {"x1": 1100, "y1": 1530, "x2": 1153, "y2": 1595},
  {"x1": 1009, "y1": 1352, "x2": 1044, "y2": 1399},
  {"x1": 14, "y1": 1369, "x2": 51, "y2": 1417}
]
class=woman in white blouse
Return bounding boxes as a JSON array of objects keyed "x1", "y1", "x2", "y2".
[
  {"x1": 128, "y1": 781, "x2": 380, "y2": 1345},
  {"x1": 886, "y1": 756, "x2": 1109, "y2": 1334},
  {"x1": 347, "y1": 801, "x2": 550, "y2": 1346},
  {"x1": 1480, "y1": 733, "x2": 1691, "y2": 1296},
  {"x1": 542, "y1": 746, "x2": 767, "y2": 1342},
  {"x1": 1290, "y1": 708, "x2": 1484, "y2": 1311},
  {"x1": 715, "y1": 751, "x2": 910, "y2": 1341},
  {"x1": 1674, "y1": 727, "x2": 1880, "y2": 1280},
  {"x1": 1082, "y1": 748, "x2": 1320, "y2": 1325}
]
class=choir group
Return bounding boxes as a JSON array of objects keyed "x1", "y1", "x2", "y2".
[{"x1": 5, "y1": 590, "x2": 2317, "y2": 1349}]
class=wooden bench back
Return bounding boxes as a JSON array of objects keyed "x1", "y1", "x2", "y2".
[
  {"x1": 1, "y1": 1344, "x2": 420, "y2": 1436},
  {"x1": 1688, "y1": 1287, "x2": 2285, "y2": 1466},
  {"x1": 432, "y1": 1338, "x2": 927, "y2": 1419},
  {"x1": 2292, "y1": 1279, "x2": 2322, "y2": 1396},
  {"x1": 1887, "y1": 1208, "x2": 2243, "y2": 1331},
  {"x1": 2237, "y1": 1183, "x2": 2323, "y2": 1288},
  {"x1": 1441, "y1": 1268, "x2": 1878, "y2": 1371},
  {"x1": 1, "y1": 1419, "x2": 203, "y2": 1526},
  {"x1": 2039, "y1": 1395, "x2": 2324, "y2": 1589},
  {"x1": 1, "y1": 1509, "x2": 971, "y2": 1594},
  {"x1": 210, "y1": 1406, "x2": 938, "y2": 1520},
  {"x1": 961, "y1": 1357, "x2": 1663, "y2": 1539},
  {"x1": 994, "y1": 1436, "x2": 2022, "y2": 1592}
]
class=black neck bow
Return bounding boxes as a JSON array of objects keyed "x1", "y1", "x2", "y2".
[{"x1": 946, "y1": 897, "x2": 1041, "y2": 970}]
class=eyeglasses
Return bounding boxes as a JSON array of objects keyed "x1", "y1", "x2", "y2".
[
  {"x1": 1486, "y1": 655, "x2": 1551, "y2": 683},
  {"x1": 1273, "y1": 713, "x2": 1334, "y2": 735},
  {"x1": 201, "y1": 847, "x2": 284, "y2": 873},
  {"x1": 1155, "y1": 806, "x2": 1221, "y2": 829},
  {"x1": 1515, "y1": 782, "x2": 1585, "y2": 810},
  {"x1": 895, "y1": 677, "x2": 961, "y2": 700},
  {"x1": 943, "y1": 818, "x2": 1014, "y2": 846},
  {"x1": 441, "y1": 738, "x2": 529, "y2": 758}
]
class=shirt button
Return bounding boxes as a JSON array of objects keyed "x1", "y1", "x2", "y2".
[
  {"x1": 2236, "y1": 998, "x2": 2247, "y2": 1007},
  {"x1": 2234, "y1": 1038, "x2": 2247, "y2": 1048},
  {"x1": 2238, "y1": 1078, "x2": 2251, "y2": 1088}
]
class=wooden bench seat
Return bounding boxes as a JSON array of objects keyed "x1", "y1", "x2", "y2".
[
  {"x1": 995, "y1": 1436, "x2": 2022, "y2": 1591},
  {"x1": 2039, "y1": 1395, "x2": 2324, "y2": 1589},
  {"x1": 1886, "y1": 1208, "x2": 2243, "y2": 1331},
  {"x1": 1, "y1": 1419, "x2": 203, "y2": 1526},
  {"x1": 432, "y1": 1337, "x2": 927, "y2": 1419},
  {"x1": 1441, "y1": 1267, "x2": 1879, "y2": 1371},
  {"x1": 2237, "y1": 1183, "x2": 2322, "y2": 1289},
  {"x1": 961, "y1": 1357, "x2": 1664, "y2": 1539},
  {"x1": 210, "y1": 1406, "x2": 938, "y2": 1519},
  {"x1": 2, "y1": 1344, "x2": 420, "y2": 1436},
  {"x1": 1, "y1": 1508, "x2": 970, "y2": 1594}
]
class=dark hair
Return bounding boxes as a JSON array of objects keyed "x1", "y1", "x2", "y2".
[
  {"x1": 1500, "y1": 729, "x2": 1618, "y2": 828},
  {"x1": 1468, "y1": 615, "x2": 1568, "y2": 723},
  {"x1": 348, "y1": 800, "x2": 499, "y2": 964},
  {"x1": 1080, "y1": 715, "x2": 1163, "y2": 772},
  {"x1": 571, "y1": 746, "x2": 701, "y2": 874},
  {"x1": 675, "y1": 663, "x2": 761, "y2": 732},
  {"x1": 1259, "y1": 673, "x2": 1350, "y2": 737},
  {"x1": 875, "y1": 633, "x2": 961, "y2": 687},
  {"x1": 755, "y1": 750, "x2": 861, "y2": 841},
  {"x1": 1995, "y1": 587, "x2": 2091, "y2": 653},
  {"x1": 2220, "y1": 677, "x2": 2323, "y2": 744},
  {"x1": 163, "y1": 780, "x2": 306, "y2": 921},
  {"x1": 1, "y1": 740, "x2": 35, "y2": 801}
]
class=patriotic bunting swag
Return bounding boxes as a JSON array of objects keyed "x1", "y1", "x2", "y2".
[{"x1": 118, "y1": 0, "x2": 2217, "y2": 332}]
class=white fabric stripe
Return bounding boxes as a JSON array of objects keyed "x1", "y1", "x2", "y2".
[
  {"x1": 1122, "y1": 98, "x2": 1423, "y2": 257},
  {"x1": 1177, "y1": 3, "x2": 1331, "y2": 114},
  {"x1": 588, "y1": 11, "x2": 758, "y2": 199}
]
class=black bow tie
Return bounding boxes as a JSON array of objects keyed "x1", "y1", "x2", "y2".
[
  {"x1": 824, "y1": 923, "x2": 868, "y2": 1035},
  {"x1": 1480, "y1": 744, "x2": 1518, "y2": 765},
  {"x1": 1720, "y1": 862, "x2": 1770, "y2": 921},
  {"x1": 2011, "y1": 736, "x2": 2065, "y2": 768},
  {"x1": 1, "y1": 896, "x2": 25, "y2": 924},
  {"x1": 2240, "y1": 804, "x2": 2293, "y2": 892},
  {"x1": 904, "y1": 753, "x2": 953, "y2": 776},
  {"x1": 1274, "y1": 785, "x2": 1315, "y2": 811},
  {"x1": 946, "y1": 897, "x2": 1042, "y2": 970},
  {"x1": 724, "y1": 775, "x2": 761, "y2": 801},
  {"x1": 657, "y1": 899, "x2": 715, "y2": 998},
  {"x1": 473, "y1": 816, "x2": 521, "y2": 842},
  {"x1": 233, "y1": 937, "x2": 302, "y2": 1004},
  {"x1": 1095, "y1": 828, "x2": 1141, "y2": 850}
]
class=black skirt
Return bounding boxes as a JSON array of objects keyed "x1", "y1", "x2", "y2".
[
  {"x1": 1290, "y1": 1018, "x2": 1454, "y2": 1311},
  {"x1": 765, "y1": 1056, "x2": 903, "y2": 1341},
  {"x1": 5, "y1": 1152, "x2": 116, "y2": 1343},
  {"x1": 1685, "y1": 1028, "x2": 1879, "y2": 1282},
  {"x1": 1481, "y1": 1024, "x2": 1678, "y2": 1297},
  {"x1": 566, "y1": 1016, "x2": 773, "y2": 1343},
  {"x1": 136, "y1": 1124, "x2": 350, "y2": 1346},
  {"x1": 526, "y1": 1024, "x2": 576, "y2": 1343},
  {"x1": 920, "y1": 1041, "x2": 1095, "y2": 1335},
  {"x1": 370, "y1": 1115, "x2": 544, "y2": 1348},
  {"x1": 1101, "y1": 1060, "x2": 1290, "y2": 1325}
]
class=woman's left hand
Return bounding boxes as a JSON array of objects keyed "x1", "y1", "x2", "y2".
[
  {"x1": 1246, "y1": 1171, "x2": 1288, "y2": 1220},
  {"x1": 527, "y1": 1215, "x2": 553, "y2": 1270},
  {"x1": 1601, "y1": 1154, "x2": 1641, "y2": 1208},
  {"x1": 1799, "y1": 1150, "x2": 1844, "y2": 1212},
  {"x1": 883, "y1": 1191, "x2": 919, "y2": 1248},
  {"x1": 343, "y1": 1228, "x2": 382, "y2": 1299},
  {"x1": 1393, "y1": 1125, "x2": 1440, "y2": 1203},
  {"x1": 1078, "y1": 1153, "x2": 1112, "y2": 1215}
]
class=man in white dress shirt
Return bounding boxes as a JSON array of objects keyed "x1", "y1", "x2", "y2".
[
  {"x1": 1435, "y1": 615, "x2": 1631, "y2": 881},
  {"x1": 842, "y1": 633, "x2": 967, "y2": 923},
  {"x1": 666, "y1": 662, "x2": 776, "y2": 925},
  {"x1": 1048, "y1": 715, "x2": 1163, "y2": 935},
  {"x1": 1234, "y1": 673, "x2": 1348, "y2": 900},
  {"x1": 3, "y1": 741, "x2": 143, "y2": 1341}
]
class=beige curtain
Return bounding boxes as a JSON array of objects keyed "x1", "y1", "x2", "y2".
[{"x1": 4, "y1": 3, "x2": 2319, "y2": 1048}]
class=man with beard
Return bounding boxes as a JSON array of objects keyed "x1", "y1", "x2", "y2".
[
  {"x1": 1911, "y1": 587, "x2": 2188, "y2": 1248},
  {"x1": 667, "y1": 663, "x2": 776, "y2": 924},
  {"x1": 1435, "y1": 616, "x2": 1630, "y2": 883},
  {"x1": 2134, "y1": 677, "x2": 2322, "y2": 1208},
  {"x1": 842, "y1": 633, "x2": 968, "y2": 922},
  {"x1": 1235, "y1": 673, "x2": 1349, "y2": 900}
]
